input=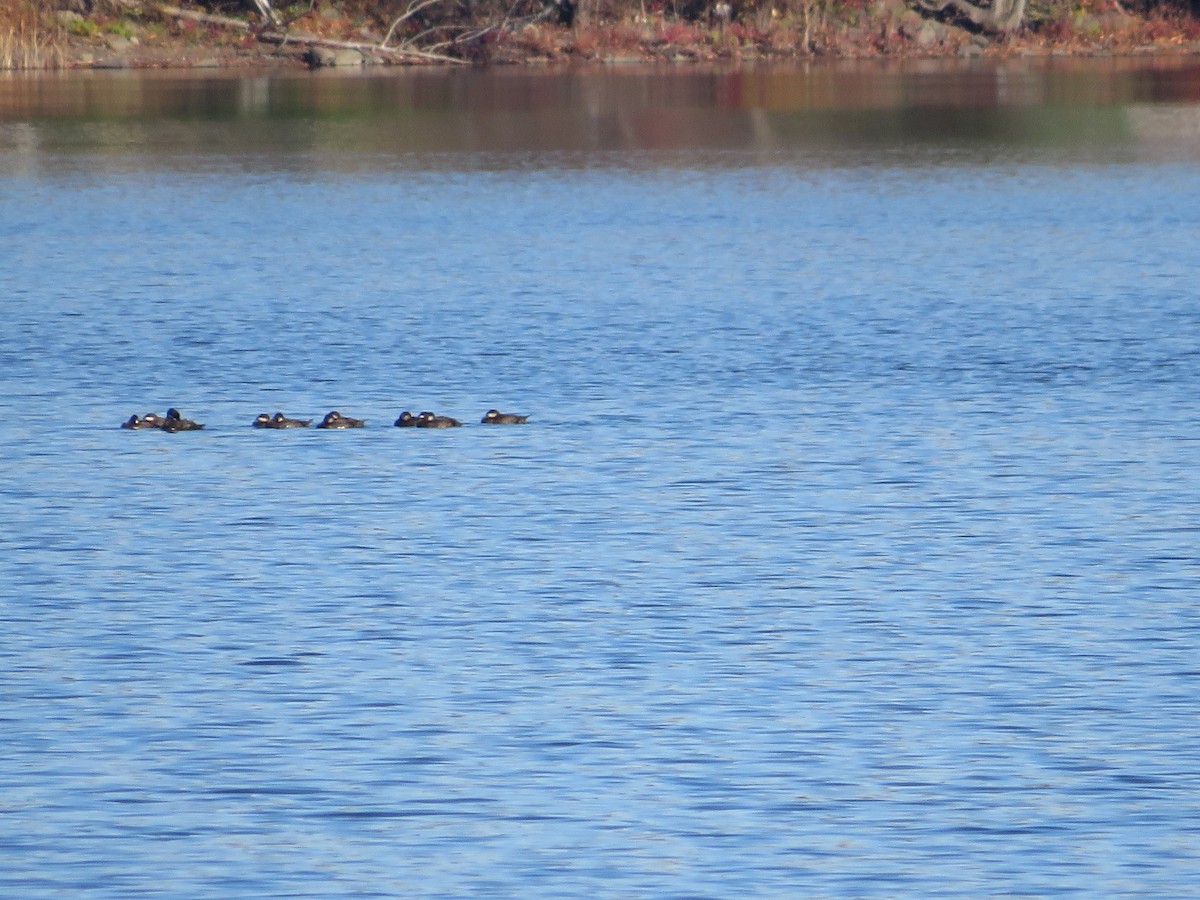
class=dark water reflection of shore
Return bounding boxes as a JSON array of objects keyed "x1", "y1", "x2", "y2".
[{"x1": 2, "y1": 58, "x2": 1200, "y2": 170}]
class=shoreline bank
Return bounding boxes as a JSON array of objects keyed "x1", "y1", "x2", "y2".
[{"x1": 8, "y1": 2, "x2": 1200, "y2": 72}]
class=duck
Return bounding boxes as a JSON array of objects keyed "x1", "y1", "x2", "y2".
[
  {"x1": 481, "y1": 409, "x2": 528, "y2": 424},
  {"x1": 394, "y1": 411, "x2": 420, "y2": 427},
  {"x1": 121, "y1": 412, "x2": 164, "y2": 430},
  {"x1": 415, "y1": 411, "x2": 462, "y2": 428},
  {"x1": 273, "y1": 412, "x2": 311, "y2": 428},
  {"x1": 255, "y1": 412, "x2": 311, "y2": 428},
  {"x1": 161, "y1": 408, "x2": 204, "y2": 432},
  {"x1": 317, "y1": 410, "x2": 365, "y2": 429}
]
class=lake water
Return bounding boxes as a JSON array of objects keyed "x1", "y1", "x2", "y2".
[{"x1": 2, "y1": 60, "x2": 1200, "y2": 896}]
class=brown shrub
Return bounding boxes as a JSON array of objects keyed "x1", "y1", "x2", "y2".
[{"x1": 0, "y1": 0, "x2": 64, "y2": 70}]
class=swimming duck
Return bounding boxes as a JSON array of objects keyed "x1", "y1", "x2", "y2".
[
  {"x1": 317, "y1": 410, "x2": 365, "y2": 429},
  {"x1": 161, "y1": 408, "x2": 204, "y2": 432},
  {"x1": 394, "y1": 411, "x2": 420, "y2": 427},
  {"x1": 273, "y1": 412, "x2": 311, "y2": 428},
  {"x1": 415, "y1": 411, "x2": 462, "y2": 429},
  {"x1": 121, "y1": 412, "x2": 164, "y2": 430},
  {"x1": 255, "y1": 412, "x2": 311, "y2": 428},
  {"x1": 481, "y1": 409, "x2": 528, "y2": 424}
]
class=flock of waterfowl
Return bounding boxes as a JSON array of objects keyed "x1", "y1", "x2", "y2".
[{"x1": 121, "y1": 408, "x2": 528, "y2": 431}]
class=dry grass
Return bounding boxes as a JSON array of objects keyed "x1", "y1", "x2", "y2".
[{"x1": 0, "y1": 0, "x2": 65, "y2": 70}]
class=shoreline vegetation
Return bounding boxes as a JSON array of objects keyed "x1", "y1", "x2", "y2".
[{"x1": 2, "y1": 0, "x2": 1199, "y2": 71}]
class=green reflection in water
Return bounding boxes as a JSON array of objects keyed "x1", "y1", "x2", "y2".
[{"x1": 1, "y1": 60, "x2": 1199, "y2": 167}]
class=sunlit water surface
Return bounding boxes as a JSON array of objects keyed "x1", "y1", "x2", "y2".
[{"x1": 2, "y1": 62, "x2": 1200, "y2": 896}]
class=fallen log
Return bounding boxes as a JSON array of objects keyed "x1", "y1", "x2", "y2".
[
  {"x1": 116, "y1": 1, "x2": 470, "y2": 65},
  {"x1": 257, "y1": 29, "x2": 471, "y2": 65}
]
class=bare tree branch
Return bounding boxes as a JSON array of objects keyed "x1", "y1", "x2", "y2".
[
  {"x1": 248, "y1": 0, "x2": 278, "y2": 26},
  {"x1": 257, "y1": 30, "x2": 470, "y2": 62},
  {"x1": 113, "y1": 0, "x2": 469, "y2": 63},
  {"x1": 382, "y1": 0, "x2": 555, "y2": 56},
  {"x1": 113, "y1": 0, "x2": 555, "y2": 64},
  {"x1": 405, "y1": 24, "x2": 462, "y2": 48},
  {"x1": 380, "y1": 0, "x2": 455, "y2": 48},
  {"x1": 276, "y1": 0, "x2": 318, "y2": 30}
]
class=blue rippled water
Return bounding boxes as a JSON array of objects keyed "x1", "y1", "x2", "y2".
[{"x1": 2, "y1": 65, "x2": 1200, "y2": 897}]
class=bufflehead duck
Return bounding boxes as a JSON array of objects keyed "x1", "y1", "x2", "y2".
[
  {"x1": 255, "y1": 412, "x2": 311, "y2": 428},
  {"x1": 161, "y1": 408, "x2": 203, "y2": 432},
  {"x1": 317, "y1": 411, "x2": 365, "y2": 429},
  {"x1": 273, "y1": 412, "x2": 311, "y2": 428},
  {"x1": 121, "y1": 412, "x2": 164, "y2": 430},
  {"x1": 481, "y1": 409, "x2": 528, "y2": 424},
  {"x1": 415, "y1": 411, "x2": 462, "y2": 428}
]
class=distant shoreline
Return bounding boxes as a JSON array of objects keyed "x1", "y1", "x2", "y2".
[{"x1": 27, "y1": 3, "x2": 1200, "y2": 72}]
